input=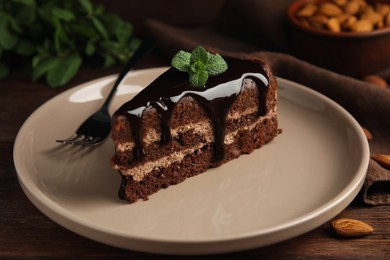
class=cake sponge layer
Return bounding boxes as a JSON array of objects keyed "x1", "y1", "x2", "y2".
[{"x1": 120, "y1": 114, "x2": 279, "y2": 202}]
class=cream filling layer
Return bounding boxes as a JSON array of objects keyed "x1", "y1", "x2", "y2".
[
  {"x1": 114, "y1": 110, "x2": 277, "y2": 182},
  {"x1": 115, "y1": 144, "x2": 205, "y2": 182},
  {"x1": 116, "y1": 106, "x2": 274, "y2": 153}
]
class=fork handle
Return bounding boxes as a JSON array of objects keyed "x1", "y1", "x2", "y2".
[{"x1": 102, "y1": 36, "x2": 158, "y2": 110}]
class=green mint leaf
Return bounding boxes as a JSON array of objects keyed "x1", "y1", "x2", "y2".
[
  {"x1": 115, "y1": 22, "x2": 132, "y2": 45},
  {"x1": 101, "y1": 13, "x2": 132, "y2": 45},
  {"x1": 85, "y1": 39, "x2": 96, "y2": 56},
  {"x1": 0, "y1": 0, "x2": 140, "y2": 87},
  {"x1": 171, "y1": 50, "x2": 191, "y2": 72},
  {"x1": 171, "y1": 46, "x2": 228, "y2": 88},
  {"x1": 100, "y1": 40, "x2": 119, "y2": 51},
  {"x1": 8, "y1": 14, "x2": 23, "y2": 33},
  {"x1": 32, "y1": 56, "x2": 60, "y2": 81},
  {"x1": 205, "y1": 53, "x2": 228, "y2": 76},
  {"x1": 190, "y1": 46, "x2": 208, "y2": 65},
  {"x1": 46, "y1": 54, "x2": 82, "y2": 87},
  {"x1": 70, "y1": 22, "x2": 96, "y2": 38},
  {"x1": 52, "y1": 7, "x2": 76, "y2": 22},
  {"x1": 54, "y1": 24, "x2": 73, "y2": 54},
  {"x1": 92, "y1": 17, "x2": 109, "y2": 40},
  {"x1": 0, "y1": 14, "x2": 19, "y2": 50},
  {"x1": 190, "y1": 60, "x2": 205, "y2": 74},
  {"x1": 32, "y1": 54, "x2": 45, "y2": 68},
  {"x1": 189, "y1": 68, "x2": 208, "y2": 87},
  {"x1": 94, "y1": 5, "x2": 105, "y2": 16},
  {"x1": 103, "y1": 53, "x2": 116, "y2": 68},
  {"x1": 128, "y1": 37, "x2": 142, "y2": 51},
  {"x1": 79, "y1": 0, "x2": 94, "y2": 15}
]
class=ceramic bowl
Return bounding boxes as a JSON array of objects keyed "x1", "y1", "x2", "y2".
[{"x1": 287, "y1": 0, "x2": 390, "y2": 78}]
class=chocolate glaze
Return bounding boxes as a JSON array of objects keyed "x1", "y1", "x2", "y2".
[{"x1": 114, "y1": 56, "x2": 270, "y2": 162}]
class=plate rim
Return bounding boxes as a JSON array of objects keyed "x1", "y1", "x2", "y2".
[{"x1": 13, "y1": 68, "x2": 370, "y2": 254}]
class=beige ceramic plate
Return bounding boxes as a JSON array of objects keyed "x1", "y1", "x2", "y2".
[{"x1": 14, "y1": 67, "x2": 369, "y2": 255}]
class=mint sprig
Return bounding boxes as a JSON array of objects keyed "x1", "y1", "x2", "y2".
[
  {"x1": 0, "y1": 0, "x2": 140, "y2": 88},
  {"x1": 171, "y1": 46, "x2": 228, "y2": 88}
]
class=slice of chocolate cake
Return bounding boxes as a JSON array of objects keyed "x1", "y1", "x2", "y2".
[{"x1": 111, "y1": 47, "x2": 280, "y2": 203}]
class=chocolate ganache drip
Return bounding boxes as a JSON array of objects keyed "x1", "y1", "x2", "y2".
[{"x1": 114, "y1": 57, "x2": 269, "y2": 161}]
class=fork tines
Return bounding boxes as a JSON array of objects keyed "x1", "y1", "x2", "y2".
[{"x1": 56, "y1": 134, "x2": 101, "y2": 146}]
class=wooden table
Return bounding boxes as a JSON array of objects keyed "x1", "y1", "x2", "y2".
[{"x1": 1, "y1": 51, "x2": 389, "y2": 259}]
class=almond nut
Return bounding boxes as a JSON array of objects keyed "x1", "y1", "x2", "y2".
[
  {"x1": 333, "y1": 0, "x2": 348, "y2": 7},
  {"x1": 337, "y1": 13, "x2": 350, "y2": 24},
  {"x1": 295, "y1": 0, "x2": 390, "y2": 32},
  {"x1": 362, "y1": 12, "x2": 383, "y2": 27},
  {"x1": 361, "y1": 127, "x2": 373, "y2": 140},
  {"x1": 376, "y1": 3, "x2": 390, "y2": 16},
  {"x1": 331, "y1": 218, "x2": 374, "y2": 237},
  {"x1": 355, "y1": 0, "x2": 368, "y2": 9},
  {"x1": 352, "y1": 19, "x2": 373, "y2": 31},
  {"x1": 342, "y1": 15, "x2": 358, "y2": 30},
  {"x1": 363, "y1": 75, "x2": 388, "y2": 89},
  {"x1": 319, "y1": 3, "x2": 343, "y2": 17},
  {"x1": 371, "y1": 154, "x2": 390, "y2": 169},
  {"x1": 309, "y1": 14, "x2": 329, "y2": 25},
  {"x1": 298, "y1": 3, "x2": 318, "y2": 17},
  {"x1": 361, "y1": 4, "x2": 375, "y2": 15},
  {"x1": 327, "y1": 17, "x2": 342, "y2": 31},
  {"x1": 344, "y1": 1, "x2": 360, "y2": 15}
]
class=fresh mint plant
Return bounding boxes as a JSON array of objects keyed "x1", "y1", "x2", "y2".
[
  {"x1": 171, "y1": 46, "x2": 228, "y2": 87},
  {"x1": 0, "y1": 0, "x2": 140, "y2": 87}
]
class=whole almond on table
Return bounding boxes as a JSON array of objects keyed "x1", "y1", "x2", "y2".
[
  {"x1": 331, "y1": 218, "x2": 374, "y2": 237},
  {"x1": 363, "y1": 75, "x2": 388, "y2": 89},
  {"x1": 371, "y1": 154, "x2": 390, "y2": 169},
  {"x1": 361, "y1": 127, "x2": 373, "y2": 140}
]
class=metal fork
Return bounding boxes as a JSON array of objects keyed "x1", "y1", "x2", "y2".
[{"x1": 56, "y1": 36, "x2": 157, "y2": 146}]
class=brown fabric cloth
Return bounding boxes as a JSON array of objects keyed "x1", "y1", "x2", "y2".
[{"x1": 144, "y1": 16, "x2": 390, "y2": 205}]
